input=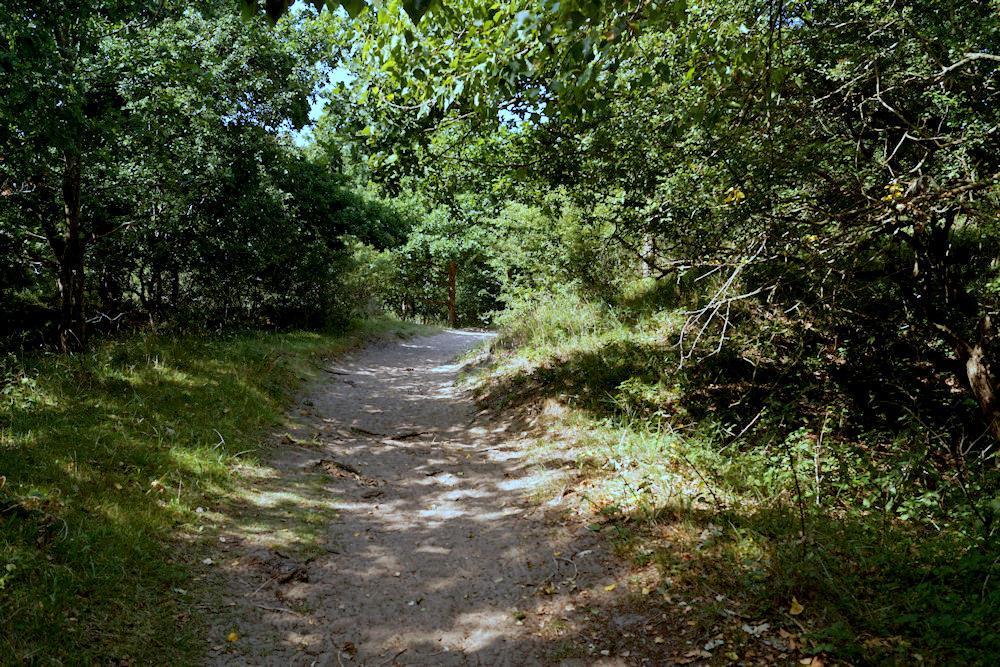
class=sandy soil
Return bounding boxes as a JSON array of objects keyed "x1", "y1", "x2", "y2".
[{"x1": 205, "y1": 330, "x2": 653, "y2": 666}]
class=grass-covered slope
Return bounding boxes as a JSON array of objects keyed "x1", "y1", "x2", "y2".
[
  {"x1": 474, "y1": 285, "x2": 999, "y2": 664},
  {"x1": 0, "y1": 319, "x2": 433, "y2": 663}
]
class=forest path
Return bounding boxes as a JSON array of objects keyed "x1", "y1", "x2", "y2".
[{"x1": 206, "y1": 330, "x2": 639, "y2": 666}]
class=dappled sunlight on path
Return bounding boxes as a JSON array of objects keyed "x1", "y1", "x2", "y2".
[{"x1": 205, "y1": 331, "x2": 645, "y2": 666}]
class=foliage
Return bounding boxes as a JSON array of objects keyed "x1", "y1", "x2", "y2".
[
  {"x1": 328, "y1": 0, "x2": 999, "y2": 554},
  {"x1": 238, "y1": 0, "x2": 440, "y2": 26},
  {"x1": 0, "y1": 1, "x2": 406, "y2": 349},
  {"x1": 331, "y1": 0, "x2": 1000, "y2": 432}
]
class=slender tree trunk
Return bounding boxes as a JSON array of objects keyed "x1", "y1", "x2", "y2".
[
  {"x1": 171, "y1": 266, "x2": 180, "y2": 308},
  {"x1": 964, "y1": 342, "x2": 1000, "y2": 439},
  {"x1": 933, "y1": 317, "x2": 1000, "y2": 441},
  {"x1": 58, "y1": 151, "x2": 86, "y2": 352},
  {"x1": 907, "y1": 213, "x2": 1000, "y2": 441},
  {"x1": 642, "y1": 234, "x2": 656, "y2": 277},
  {"x1": 447, "y1": 260, "x2": 457, "y2": 328}
]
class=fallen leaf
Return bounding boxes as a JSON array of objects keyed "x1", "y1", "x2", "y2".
[
  {"x1": 704, "y1": 638, "x2": 724, "y2": 651},
  {"x1": 604, "y1": 583, "x2": 617, "y2": 592},
  {"x1": 685, "y1": 649, "x2": 712, "y2": 658},
  {"x1": 742, "y1": 622, "x2": 770, "y2": 636},
  {"x1": 780, "y1": 628, "x2": 801, "y2": 649}
]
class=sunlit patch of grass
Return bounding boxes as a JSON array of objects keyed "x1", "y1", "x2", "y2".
[
  {"x1": 547, "y1": 638, "x2": 589, "y2": 660},
  {"x1": 0, "y1": 317, "x2": 435, "y2": 663},
  {"x1": 233, "y1": 476, "x2": 340, "y2": 562}
]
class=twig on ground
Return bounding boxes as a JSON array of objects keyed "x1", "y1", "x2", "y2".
[
  {"x1": 675, "y1": 450, "x2": 724, "y2": 510},
  {"x1": 377, "y1": 648, "x2": 407, "y2": 666},
  {"x1": 253, "y1": 603, "x2": 302, "y2": 616},
  {"x1": 316, "y1": 458, "x2": 361, "y2": 476},
  {"x1": 246, "y1": 573, "x2": 280, "y2": 598},
  {"x1": 556, "y1": 555, "x2": 579, "y2": 580}
]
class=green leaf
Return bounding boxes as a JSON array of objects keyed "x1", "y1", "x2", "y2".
[
  {"x1": 239, "y1": 0, "x2": 257, "y2": 20},
  {"x1": 338, "y1": 0, "x2": 367, "y2": 18},
  {"x1": 263, "y1": 0, "x2": 289, "y2": 24},
  {"x1": 402, "y1": 0, "x2": 437, "y2": 25}
]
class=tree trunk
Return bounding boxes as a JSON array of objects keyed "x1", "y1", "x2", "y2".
[
  {"x1": 171, "y1": 266, "x2": 181, "y2": 308},
  {"x1": 964, "y1": 341, "x2": 1000, "y2": 440},
  {"x1": 908, "y1": 212, "x2": 1000, "y2": 441},
  {"x1": 642, "y1": 234, "x2": 656, "y2": 277},
  {"x1": 58, "y1": 151, "x2": 86, "y2": 352},
  {"x1": 447, "y1": 260, "x2": 457, "y2": 328},
  {"x1": 934, "y1": 317, "x2": 1000, "y2": 441}
]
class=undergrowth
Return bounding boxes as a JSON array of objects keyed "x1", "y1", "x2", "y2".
[
  {"x1": 479, "y1": 284, "x2": 999, "y2": 664},
  {"x1": 0, "y1": 317, "x2": 434, "y2": 664}
]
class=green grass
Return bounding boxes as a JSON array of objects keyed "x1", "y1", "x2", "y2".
[
  {"x1": 477, "y1": 286, "x2": 999, "y2": 664},
  {"x1": 0, "y1": 317, "x2": 436, "y2": 664}
]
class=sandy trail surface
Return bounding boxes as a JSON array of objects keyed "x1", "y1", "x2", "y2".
[{"x1": 206, "y1": 330, "x2": 635, "y2": 666}]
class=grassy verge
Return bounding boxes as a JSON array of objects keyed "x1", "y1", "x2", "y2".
[
  {"x1": 0, "y1": 318, "x2": 435, "y2": 664},
  {"x1": 474, "y1": 287, "x2": 998, "y2": 664}
]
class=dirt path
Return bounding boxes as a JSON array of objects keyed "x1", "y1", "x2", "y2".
[{"x1": 205, "y1": 330, "x2": 647, "y2": 666}]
